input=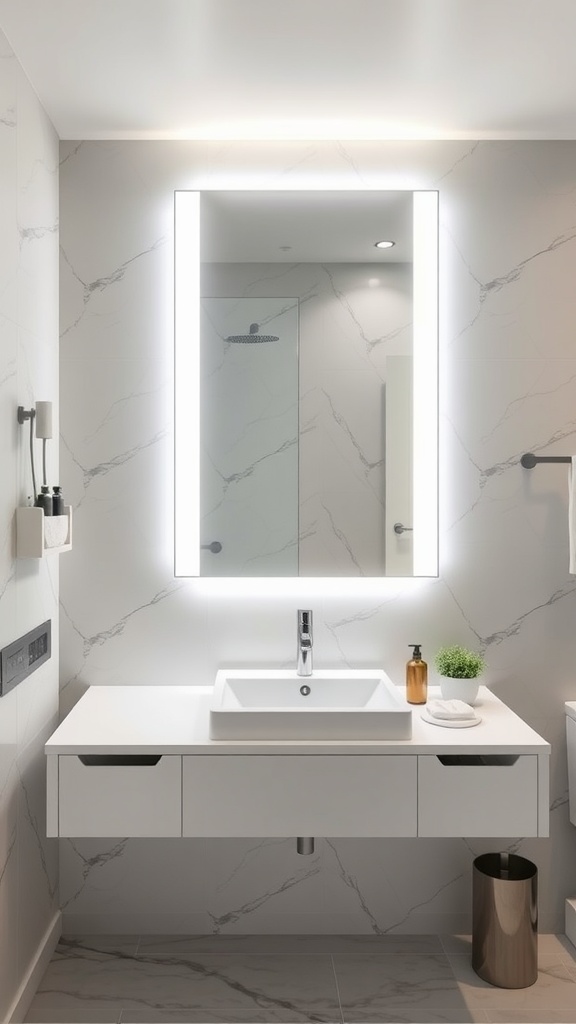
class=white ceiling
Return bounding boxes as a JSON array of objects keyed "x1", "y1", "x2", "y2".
[
  {"x1": 0, "y1": 0, "x2": 576, "y2": 141},
  {"x1": 201, "y1": 191, "x2": 413, "y2": 263}
]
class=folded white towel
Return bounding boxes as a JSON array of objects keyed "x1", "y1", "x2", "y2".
[
  {"x1": 570, "y1": 457, "x2": 576, "y2": 574},
  {"x1": 426, "y1": 698, "x2": 476, "y2": 721}
]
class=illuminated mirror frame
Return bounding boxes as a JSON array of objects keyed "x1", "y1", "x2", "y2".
[{"x1": 174, "y1": 188, "x2": 438, "y2": 580}]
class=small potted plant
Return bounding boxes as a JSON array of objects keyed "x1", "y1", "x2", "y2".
[{"x1": 434, "y1": 644, "x2": 485, "y2": 705}]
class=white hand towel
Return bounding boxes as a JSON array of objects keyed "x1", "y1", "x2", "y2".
[
  {"x1": 425, "y1": 698, "x2": 476, "y2": 721},
  {"x1": 570, "y1": 457, "x2": 576, "y2": 573}
]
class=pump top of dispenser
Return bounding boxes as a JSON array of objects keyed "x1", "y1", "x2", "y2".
[{"x1": 409, "y1": 644, "x2": 422, "y2": 660}]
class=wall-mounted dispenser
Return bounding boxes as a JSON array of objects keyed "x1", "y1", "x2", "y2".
[{"x1": 16, "y1": 402, "x2": 72, "y2": 558}]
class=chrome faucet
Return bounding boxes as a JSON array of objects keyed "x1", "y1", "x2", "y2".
[{"x1": 297, "y1": 609, "x2": 313, "y2": 677}]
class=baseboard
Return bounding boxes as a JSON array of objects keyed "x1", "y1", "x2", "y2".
[
  {"x1": 6, "y1": 910, "x2": 61, "y2": 1023},
  {"x1": 565, "y1": 897, "x2": 576, "y2": 950}
]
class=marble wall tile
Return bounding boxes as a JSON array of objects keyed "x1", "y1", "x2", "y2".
[
  {"x1": 59, "y1": 140, "x2": 576, "y2": 936},
  {"x1": 0, "y1": 27, "x2": 60, "y2": 1020},
  {"x1": 16, "y1": 725, "x2": 60, "y2": 973},
  {"x1": 0, "y1": 689, "x2": 19, "y2": 1021}
]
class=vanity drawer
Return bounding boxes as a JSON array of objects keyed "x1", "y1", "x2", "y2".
[
  {"x1": 183, "y1": 755, "x2": 417, "y2": 837},
  {"x1": 58, "y1": 754, "x2": 182, "y2": 837},
  {"x1": 417, "y1": 754, "x2": 538, "y2": 837}
]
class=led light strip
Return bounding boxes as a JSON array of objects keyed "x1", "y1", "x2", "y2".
[
  {"x1": 412, "y1": 190, "x2": 439, "y2": 576},
  {"x1": 174, "y1": 190, "x2": 200, "y2": 576}
]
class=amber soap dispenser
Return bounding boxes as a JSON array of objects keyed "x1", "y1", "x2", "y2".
[{"x1": 406, "y1": 644, "x2": 428, "y2": 705}]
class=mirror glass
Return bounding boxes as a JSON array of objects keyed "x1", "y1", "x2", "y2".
[{"x1": 174, "y1": 189, "x2": 438, "y2": 579}]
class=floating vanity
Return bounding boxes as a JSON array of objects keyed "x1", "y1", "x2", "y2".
[{"x1": 45, "y1": 685, "x2": 550, "y2": 840}]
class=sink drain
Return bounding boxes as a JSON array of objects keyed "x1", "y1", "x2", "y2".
[{"x1": 299, "y1": 684, "x2": 311, "y2": 696}]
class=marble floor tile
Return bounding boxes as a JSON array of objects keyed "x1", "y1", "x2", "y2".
[
  {"x1": 441, "y1": 932, "x2": 576, "y2": 968},
  {"x1": 24, "y1": 933, "x2": 576, "y2": 1024},
  {"x1": 59, "y1": 934, "x2": 141, "y2": 956},
  {"x1": 136, "y1": 934, "x2": 443, "y2": 957},
  {"x1": 30, "y1": 950, "x2": 341, "y2": 1022},
  {"x1": 484, "y1": 1014, "x2": 576, "y2": 1023},
  {"x1": 119, "y1": 1012, "x2": 343, "y2": 1023},
  {"x1": 344, "y1": 1013, "x2": 489, "y2": 1023},
  {"x1": 25, "y1": 1001, "x2": 122, "y2": 1022},
  {"x1": 537, "y1": 934, "x2": 576, "y2": 964},
  {"x1": 439, "y1": 935, "x2": 473, "y2": 957},
  {"x1": 448, "y1": 954, "x2": 576, "y2": 1009},
  {"x1": 333, "y1": 953, "x2": 466, "y2": 1014},
  {"x1": 556, "y1": 936, "x2": 576, "y2": 969}
]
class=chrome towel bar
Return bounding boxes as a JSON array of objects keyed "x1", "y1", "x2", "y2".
[{"x1": 521, "y1": 453, "x2": 572, "y2": 468}]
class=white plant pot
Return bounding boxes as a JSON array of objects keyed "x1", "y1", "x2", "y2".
[{"x1": 439, "y1": 676, "x2": 481, "y2": 706}]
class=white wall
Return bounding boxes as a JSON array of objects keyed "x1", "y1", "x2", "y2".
[
  {"x1": 0, "y1": 27, "x2": 60, "y2": 1020},
  {"x1": 59, "y1": 140, "x2": 576, "y2": 935}
]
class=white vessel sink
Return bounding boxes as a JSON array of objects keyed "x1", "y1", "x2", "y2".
[{"x1": 209, "y1": 669, "x2": 412, "y2": 740}]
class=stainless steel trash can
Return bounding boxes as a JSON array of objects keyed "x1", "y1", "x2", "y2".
[{"x1": 472, "y1": 852, "x2": 537, "y2": 988}]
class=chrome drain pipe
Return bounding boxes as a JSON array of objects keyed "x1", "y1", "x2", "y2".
[{"x1": 296, "y1": 837, "x2": 315, "y2": 855}]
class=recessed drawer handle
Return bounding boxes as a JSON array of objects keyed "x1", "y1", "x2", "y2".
[
  {"x1": 436, "y1": 755, "x2": 519, "y2": 767},
  {"x1": 78, "y1": 755, "x2": 162, "y2": 767}
]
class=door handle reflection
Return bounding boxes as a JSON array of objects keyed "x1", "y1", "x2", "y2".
[{"x1": 393, "y1": 522, "x2": 413, "y2": 535}]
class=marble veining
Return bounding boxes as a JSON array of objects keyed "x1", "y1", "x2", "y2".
[
  {"x1": 319, "y1": 504, "x2": 363, "y2": 575},
  {"x1": 325, "y1": 841, "x2": 382, "y2": 934},
  {"x1": 0, "y1": 105, "x2": 15, "y2": 128},
  {"x1": 320, "y1": 390, "x2": 384, "y2": 478},
  {"x1": 63, "y1": 237, "x2": 166, "y2": 303},
  {"x1": 60, "y1": 238, "x2": 167, "y2": 343},
  {"x1": 83, "y1": 385, "x2": 168, "y2": 443},
  {"x1": 60, "y1": 579, "x2": 185, "y2": 689},
  {"x1": 0, "y1": 566, "x2": 15, "y2": 603},
  {"x1": 480, "y1": 227, "x2": 576, "y2": 302},
  {"x1": 59, "y1": 141, "x2": 83, "y2": 167},
  {"x1": 208, "y1": 863, "x2": 323, "y2": 933},
  {"x1": 19, "y1": 223, "x2": 58, "y2": 243},
  {"x1": 434, "y1": 141, "x2": 482, "y2": 184},
  {"x1": 61, "y1": 840, "x2": 130, "y2": 910},
  {"x1": 0, "y1": 825, "x2": 17, "y2": 888},
  {"x1": 61, "y1": 428, "x2": 168, "y2": 496},
  {"x1": 19, "y1": 767, "x2": 58, "y2": 902},
  {"x1": 24, "y1": 933, "x2": 576, "y2": 1023},
  {"x1": 479, "y1": 581, "x2": 576, "y2": 648},
  {"x1": 215, "y1": 840, "x2": 288, "y2": 894}
]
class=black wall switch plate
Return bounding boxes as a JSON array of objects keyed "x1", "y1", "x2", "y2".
[{"x1": 0, "y1": 620, "x2": 51, "y2": 696}]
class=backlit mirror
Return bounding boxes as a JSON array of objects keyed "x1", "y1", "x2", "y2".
[{"x1": 174, "y1": 189, "x2": 438, "y2": 579}]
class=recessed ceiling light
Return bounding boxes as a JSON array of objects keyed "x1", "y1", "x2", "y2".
[{"x1": 374, "y1": 240, "x2": 395, "y2": 249}]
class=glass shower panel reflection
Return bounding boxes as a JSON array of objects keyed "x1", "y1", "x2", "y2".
[{"x1": 200, "y1": 297, "x2": 299, "y2": 576}]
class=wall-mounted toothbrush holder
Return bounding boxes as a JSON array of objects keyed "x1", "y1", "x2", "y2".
[{"x1": 16, "y1": 506, "x2": 73, "y2": 558}]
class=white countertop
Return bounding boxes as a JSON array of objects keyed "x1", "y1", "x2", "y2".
[{"x1": 45, "y1": 685, "x2": 550, "y2": 756}]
